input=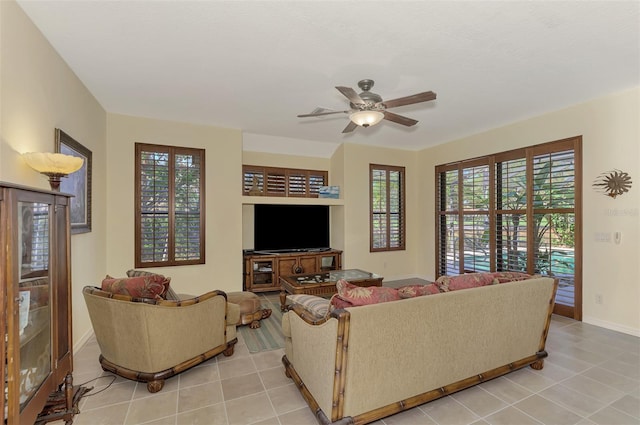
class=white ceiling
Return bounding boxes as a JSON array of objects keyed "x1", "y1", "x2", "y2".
[{"x1": 17, "y1": 1, "x2": 640, "y2": 153}]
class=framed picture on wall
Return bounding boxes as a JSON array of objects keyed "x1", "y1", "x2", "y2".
[{"x1": 55, "y1": 128, "x2": 92, "y2": 234}]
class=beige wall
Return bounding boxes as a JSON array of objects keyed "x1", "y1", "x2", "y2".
[
  {"x1": 337, "y1": 143, "x2": 419, "y2": 279},
  {"x1": 417, "y1": 87, "x2": 640, "y2": 336},
  {"x1": 106, "y1": 114, "x2": 243, "y2": 296},
  {"x1": 330, "y1": 144, "x2": 346, "y2": 252},
  {"x1": 242, "y1": 150, "x2": 332, "y2": 170},
  {"x1": 0, "y1": 0, "x2": 107, "y2": 350}
]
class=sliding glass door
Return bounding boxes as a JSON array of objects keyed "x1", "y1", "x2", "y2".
[{"x1": 436, "y1": 136, "x2": 582, "y2": 319}]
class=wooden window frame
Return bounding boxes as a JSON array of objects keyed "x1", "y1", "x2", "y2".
[
  {"x1": 135, "y1": 143, "x2": 205, "y2": 268},
  {"x1": 370, "y1": 164, "x2": 406, "y2": 252},
  {"x1": 435, "y1": 136, "x2": 582, "y2": 319},
  {"x1": 242, "y1": 165, "x2": 327, "y2": 198}
]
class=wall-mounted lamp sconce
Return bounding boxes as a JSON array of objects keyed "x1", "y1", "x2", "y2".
[{"x1": 22, "y1": 152, "x2": 83, "y2": 191}]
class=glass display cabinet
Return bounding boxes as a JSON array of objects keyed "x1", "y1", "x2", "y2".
[{"x1": 1, "y1": 182, "x2": 75, "y2": 424}]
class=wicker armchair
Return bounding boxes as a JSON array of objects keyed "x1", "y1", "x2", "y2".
[{"x1": 82, "y1": 286, "x2": 239, "y2": 392}]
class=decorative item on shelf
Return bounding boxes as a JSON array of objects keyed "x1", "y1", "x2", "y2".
[
  {"x1": 248, "y1": 175, "x2": 262, "y2": 196},
  {"x1": 319, "y1": 185, "x2": 340, "y2": 199},
  {"x1": 22, "y1": 152, "x2": 83, "y2": 191},
  {"x1": 18, "y1": 290, "x2": 30, "y2": 335},
  {"x1": 592, "y1": 169, "x2": 632, "y2": 198}
]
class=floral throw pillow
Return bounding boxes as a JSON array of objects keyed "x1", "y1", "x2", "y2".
[
  {"x1": 334, "y1": 279, "x2": 400, "y2": 306},
  {"x1": 489, "y1": 271, "x2": 532, "y2": 284},
  {"x1": 329, "y1": 293, "x2": 355, "y2": 310},
  {"x1": 101, "y1": 275, "x2": 168, "y2": 299},
  {"x1": 397, "y1": 283, "x2": 440, "y2": 299},
  {"x1": 125, "y1": 269, "x2": 177, "y2": 300},
  {"x1": 435, "y1": 273, "x2": 495, "y2": 292}
]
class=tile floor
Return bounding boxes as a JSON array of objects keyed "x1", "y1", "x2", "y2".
[{"x1": 67, "y1": 303, "x2": 639, "y2": 425}]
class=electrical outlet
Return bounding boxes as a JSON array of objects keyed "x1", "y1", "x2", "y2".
[{"x1": 595, "y1": 294, "x2": 603, "y2": 305}]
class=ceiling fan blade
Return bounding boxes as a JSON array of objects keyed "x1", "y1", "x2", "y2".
[
  {"x1": 383, "y1": 91, "x2": 437, "y2": 109},
  {"x1": 298, "y1": 110, "x2": 349, "y2": 118},
  {"x1": 336, "y1": 86, "x2": 365, "y2": 105},
  {"x1": 342, "y1": 121, "x2": 358, "y2": 133},
  {"x1": 383, "y1": 111, "x2": 418, "y2": 127}
]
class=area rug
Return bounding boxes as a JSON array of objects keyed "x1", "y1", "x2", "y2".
[{"x1": 237, "y1": 294, "x2": 285, "y2": 353}]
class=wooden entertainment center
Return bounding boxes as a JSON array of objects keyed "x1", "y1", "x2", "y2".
[{"x1": 243, "y1": 249, "x2": 342, "y2": 292}]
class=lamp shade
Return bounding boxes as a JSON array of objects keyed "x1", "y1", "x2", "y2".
[
  {"x1": 22, "y1": 152, "x2": 83, "y2": 175},
  {"x1": 349, "y1": 110, "x2": 385, "y2": 127}
]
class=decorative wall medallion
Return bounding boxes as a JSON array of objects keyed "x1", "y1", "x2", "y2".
[{"x1": 592, "y1": 169, "x2": 632, "y2": 198}]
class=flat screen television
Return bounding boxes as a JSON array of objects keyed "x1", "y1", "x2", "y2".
[{"x1": 254, "y1": 204, "x2": 330, "y2": 252}]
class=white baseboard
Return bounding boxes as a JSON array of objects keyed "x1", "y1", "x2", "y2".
[
  {"x1": 73, "y1": 329, "x2": 95, "y2": 354},
  {"x1": 582, "y1": 315, "x2": 640, "y2": 337}
]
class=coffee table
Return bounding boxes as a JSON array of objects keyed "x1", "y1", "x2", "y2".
[{"x1": 279, "y1": 269, "x2": 383, "y2": 311}]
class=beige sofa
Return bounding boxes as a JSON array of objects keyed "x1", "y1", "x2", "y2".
[
  {"x1": 281, "y1": 276, "x2": 557, "y2": 425},
  {"x1": 83, "y1": 286, "x2": 239, "y2": 392}
]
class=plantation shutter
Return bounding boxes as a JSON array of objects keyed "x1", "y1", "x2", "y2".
[
  {"x1": 136, "y1": 144, "x2": 205, "y2": 267},
  {"x1": 243, "y1": 166, "x2": 264, "y2": 194},
  {"x1": 389, "y1": 169, "x2": 404, "y2": 249},
  {"x1": 437, "y1": 168, "x2": 459, "y2": 275},
  {"x1": 287, "y1": 171, "x2": 306, "y2": 197},
  {"x1": 496, "y1": 156, "x2": 528, "y2": 271},
  {"x1": 531, "y1": 149, "x2": 576, "y2": 305},
  {"x1": 174, "y1": 152, "x2": 202, "y2": 261},
  {"x1": 139, "y1": 147, "x2": 170, "y2": 264},
  {"x1": 242, "y1": 165, "x2": 327, "y2": 198},
  {"x1": 370, "y1": 164, "x2": 405, "y2": 252},
  {"x1": 309, "y1": 172, "x2": 326, "y2": 197},
  {"x1": 462, "y1": 164, "x2": 491, "y2": 272},
  {"x1": 266, "y1": 170, "x2": 286, "y2": 196}
]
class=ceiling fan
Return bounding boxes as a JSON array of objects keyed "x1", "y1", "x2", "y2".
[{"x1": 297, "y1": 79, "x2": 437, "y2": 134}]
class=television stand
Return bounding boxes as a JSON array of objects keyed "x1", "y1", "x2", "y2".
[{"x1": 243, "y1": 249, "x2": 342, "y2": 293}]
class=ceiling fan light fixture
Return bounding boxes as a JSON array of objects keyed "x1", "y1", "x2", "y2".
[{"x1": 349, "y1": 110, "x2": 384, "y2": 127}]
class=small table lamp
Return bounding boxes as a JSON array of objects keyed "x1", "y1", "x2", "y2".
[{"x1": 22, "y1": 152, "x2": 84, "y2": 191}]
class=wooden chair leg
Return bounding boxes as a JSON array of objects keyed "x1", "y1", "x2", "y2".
[{"x1": 146, "y1": 380, "x2": 164, "y2": 393}]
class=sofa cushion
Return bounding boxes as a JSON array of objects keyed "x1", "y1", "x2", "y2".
[
  {"x1": 334, "y1": 279, "x2": 401, "y2": 306},
  {"x1": 287, "y1": 294, "x2": 330, "y2": 319},
  {"x1": 397, "y1": 283, "x2": 441, "y2": 298},
  {"x1": 435, "y1": 272, "x2": 495, "y2": 292},
  {"x1": 101, "y1": 275, "x2": 169, "y2": 299},
  {"x1": 125, "y1": 269, "x2": 177, "y2": 300}
]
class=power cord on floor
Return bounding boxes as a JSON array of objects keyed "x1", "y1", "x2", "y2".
[{"x1": 76, "y1": 374, "x2": 117, "y2": 397}]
